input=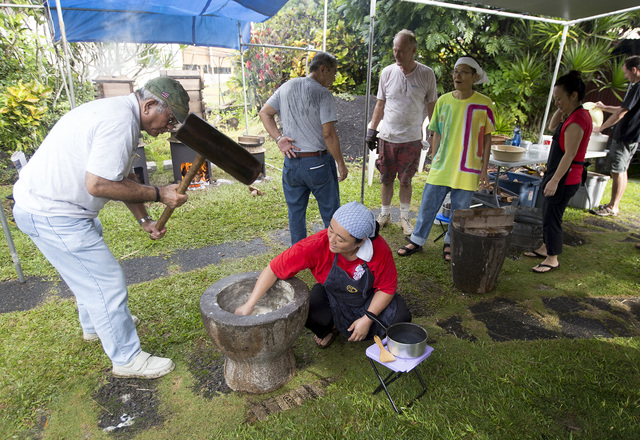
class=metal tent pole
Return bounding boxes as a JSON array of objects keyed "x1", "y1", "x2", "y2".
[
  {"x1": 538, "y1": 24, "x2": 569, "y2": 143},
  {"x1": 323, "y1": 0, "x2": 328, "y2": 52},
  {"x1": 0, "y1": 203, "x2": 25, "y2": 283},
  {"x1": 53, "y1": 0, "x2": 76, "y2": 109},
  {"x1": 239, "y1": 22, "x2": 250, "y2": 135},
  {"x1": 360, "y1": 0, "x2": 377, "y2": 204}
]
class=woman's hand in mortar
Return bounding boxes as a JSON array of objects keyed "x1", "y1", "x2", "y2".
[{"x1": 234, "y1": 303, "x2": 254, "y2": 315}]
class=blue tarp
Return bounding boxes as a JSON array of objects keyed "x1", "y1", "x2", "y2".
[{"x1": 45, "y1": 0, "x2": 289, "y2": 49}]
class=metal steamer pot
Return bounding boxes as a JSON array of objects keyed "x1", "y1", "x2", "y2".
[{"x1": 365, "y1": 311, "x2": 428, "y2": 358}]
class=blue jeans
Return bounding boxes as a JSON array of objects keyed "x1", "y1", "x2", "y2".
[
  {"x1": 283, "y1": 153, "x2": 340, "y2": 245},
  {"x1": 410, "y1": 184, "x2": 474, "y2": 246},
  {"x1": 13, "y1": 206, "x2": 140, "y2": 366}
]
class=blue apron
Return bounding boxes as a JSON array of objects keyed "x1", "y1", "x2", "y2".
[{"x1": 323, "y1": 254, "x2": 397, "y2": 340}]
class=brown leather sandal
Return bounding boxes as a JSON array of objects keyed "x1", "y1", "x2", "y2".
[
  {"x1": 314, "y1": 328, "x2": 339, "y2": 349},
  {"x1": 443, "y1": 244, "x2": 451, "y2": 262}
]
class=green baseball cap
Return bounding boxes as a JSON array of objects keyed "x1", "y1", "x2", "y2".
[{"x1": 144, "y1": 76, "x2": 190, "y2": 123}]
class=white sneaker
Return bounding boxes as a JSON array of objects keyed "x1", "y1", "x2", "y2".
[
  {"x1": 398, "y1": 217, "x2": 414, "y2": 235},
  {"x1": 377, "y1": 213, "x2": 392, "y2": 227},
  {"x1": 82, "y1": 332, "x2": 100, "y2": 342},
  {"x1": 83, "y1": 315, "x2": 141, "y2": 342},
  {"x1": 112, "y1": 351, "x2": 175, "y2": 379}
]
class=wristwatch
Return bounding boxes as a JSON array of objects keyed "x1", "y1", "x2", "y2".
[{"x1": 138, "y1": 215, "x2": 153, "y2": 225}]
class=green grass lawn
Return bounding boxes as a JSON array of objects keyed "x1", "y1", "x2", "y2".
[{"x1": 1, "y1": 118, "x2": 640, "y2": 439}]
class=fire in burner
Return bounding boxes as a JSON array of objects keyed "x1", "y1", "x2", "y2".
[{"x1": 181, "y1": 161, "x2": 209, "y2": 190}]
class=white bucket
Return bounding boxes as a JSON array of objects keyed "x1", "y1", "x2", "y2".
[{"x1": 587, "y1": 133, "x2": 608, "y2": 151}]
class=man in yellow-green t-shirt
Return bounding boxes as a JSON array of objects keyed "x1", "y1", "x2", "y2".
[{"x1": 397, "y1": 56, "x2": 495, "y2": 261}]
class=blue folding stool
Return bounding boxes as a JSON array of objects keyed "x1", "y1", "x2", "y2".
[{"x1": 433, "y1": 212, "x2": 450, "y2": 242}]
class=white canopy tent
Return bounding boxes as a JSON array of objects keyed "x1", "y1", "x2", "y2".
[{"x1": 359, "y1": 0, "x2": 640, "y2": 201}]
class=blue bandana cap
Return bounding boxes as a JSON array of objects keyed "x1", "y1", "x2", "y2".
[{"x1": 333, "y1": 201, "x2": 376, "y2": 240}]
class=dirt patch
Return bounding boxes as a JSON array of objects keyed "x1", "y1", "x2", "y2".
[
  {"x1": 334, "y1": 95, "x2": 376, "y2": 162},
  {"x1": 465, "y1": 296, "x2": 640, "y2": 342},
  {"x1": 543, "y1": 296, "x2": 639, "y2": 338},
  {"x1": 93, "y1": 377, "x2": 164, "y2": 438},
  {"x1": 562, "y1": 225, "x2": 587, "y2": 247},
  {"x1": 186, "y1": 342, "x2": 232, "y2": 398},
  {"x1": 470, "y1": 298, "x2": 559, "y2": 342},
  {"x1": 436, "y1": 316, "x2": 477, "y2": 342},
  {"x1": 401, "y1": 277, "x2": 444, "y2": 318},
  {"x1": 583, "y1": 216, "x2": 631, "y2": 232}
]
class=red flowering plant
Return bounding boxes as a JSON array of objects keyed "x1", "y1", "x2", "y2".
[
  {"x1": 235, "y1": 27, "x2": 292, "y2": 109},
  {"x1": 231, "y1": 0, "x2": 367, "y2": 111}
]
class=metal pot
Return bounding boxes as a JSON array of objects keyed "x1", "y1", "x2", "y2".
[{"x1": 364, "y1": 311, "x2": 428, "y2": 358}]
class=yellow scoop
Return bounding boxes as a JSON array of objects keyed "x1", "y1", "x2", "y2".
[{"x1": 374, "y1": 335, "x2": 396, "y2": 363}]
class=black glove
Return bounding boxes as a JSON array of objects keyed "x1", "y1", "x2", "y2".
[{"x1": 366, "y1": 128, "x2": 379, "y2": 151}]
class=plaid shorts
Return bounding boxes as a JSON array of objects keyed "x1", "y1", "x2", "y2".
[{"x1": 375, "y1": 139, "x2": 422, "y2": 185}]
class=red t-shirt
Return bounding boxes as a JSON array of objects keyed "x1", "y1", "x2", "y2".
[
  {"x1": 270, "y1": 229, "x2": 398, "y2": 295},
  {"x1": 560, "y1": 108, "x2": 592, "y2": 185}
]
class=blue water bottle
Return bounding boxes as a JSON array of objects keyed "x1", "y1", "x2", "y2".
[{"x1": 512, "y1": 124, "x2": 521, "y2": 147}]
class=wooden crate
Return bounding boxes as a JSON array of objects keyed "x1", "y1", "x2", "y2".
[
  {"x1": 186, "y1": 90, "x2": 202, "y2": 102},
  {"x1": 160, "y1": 70, "x2": 203, "y2": 91},
  {"x1": 188, "y1": 100, "x2": 206, "y2": 117},
  {"x1": 93, "y1": 76, "x2": 134, "y2": 99}
]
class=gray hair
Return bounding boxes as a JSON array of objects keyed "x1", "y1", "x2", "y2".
[
  {"x1": 309, "y1": 52, "x2": 338, "y2": 73},
  {"x1": 394, "y1": 29, "x2": 417, "y2": 50},
  {"x1": 136, "y1": 87, "x2": 169, "y2": 114}
]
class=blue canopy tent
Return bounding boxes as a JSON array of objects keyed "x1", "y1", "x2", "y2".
[
  {"x1": 43, "y1": 0, "x2": 289, "y2": 110},
  {"x1": 43, "y1": 0, "x2": 290, "y2": 48}
]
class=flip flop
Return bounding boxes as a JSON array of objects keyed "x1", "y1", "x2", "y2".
[
  {"x1": 591, "y1": 206, "x2": 617, "y2": 217},
  {"x1": 398, "y1": 237, "x2": 422, "y2": 257},
  {"x1": 442, "y1": 243, "x2": 451, "y2": 262},
  {"x1": 524, "y1": 250, "x2": 547, "y2": 258},
  {"x1": 315, "y1": 328, "x2": 339, "y2": 349},
  {"x1": 532, "y1": 263, "x2": 559, "y2": 273}
]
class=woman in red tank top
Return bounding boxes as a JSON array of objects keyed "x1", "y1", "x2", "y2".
[{"x1": 526, "y1": 71, "x2": 592, "y2": 273}]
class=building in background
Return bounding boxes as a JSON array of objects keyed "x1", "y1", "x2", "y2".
[{"x1": 182, "y1": 46, "x2": 236, "y2": 106}]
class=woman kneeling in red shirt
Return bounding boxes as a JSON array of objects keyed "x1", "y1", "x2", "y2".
[{"x1": 235, "y1": 201, "x2": 411, "y2": 348}]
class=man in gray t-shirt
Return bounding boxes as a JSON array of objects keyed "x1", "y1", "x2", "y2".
[{"x1": 259, "y1": 52, "x2": 348, "y2": 245}]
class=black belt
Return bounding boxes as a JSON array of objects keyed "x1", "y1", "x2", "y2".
[{"x1": 295, "y1": 150, "x2": 328, "y2": 158}]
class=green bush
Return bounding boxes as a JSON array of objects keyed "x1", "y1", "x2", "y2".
[{"x1": 0, "y1": 80, "x2": 51, "y2": 156}]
